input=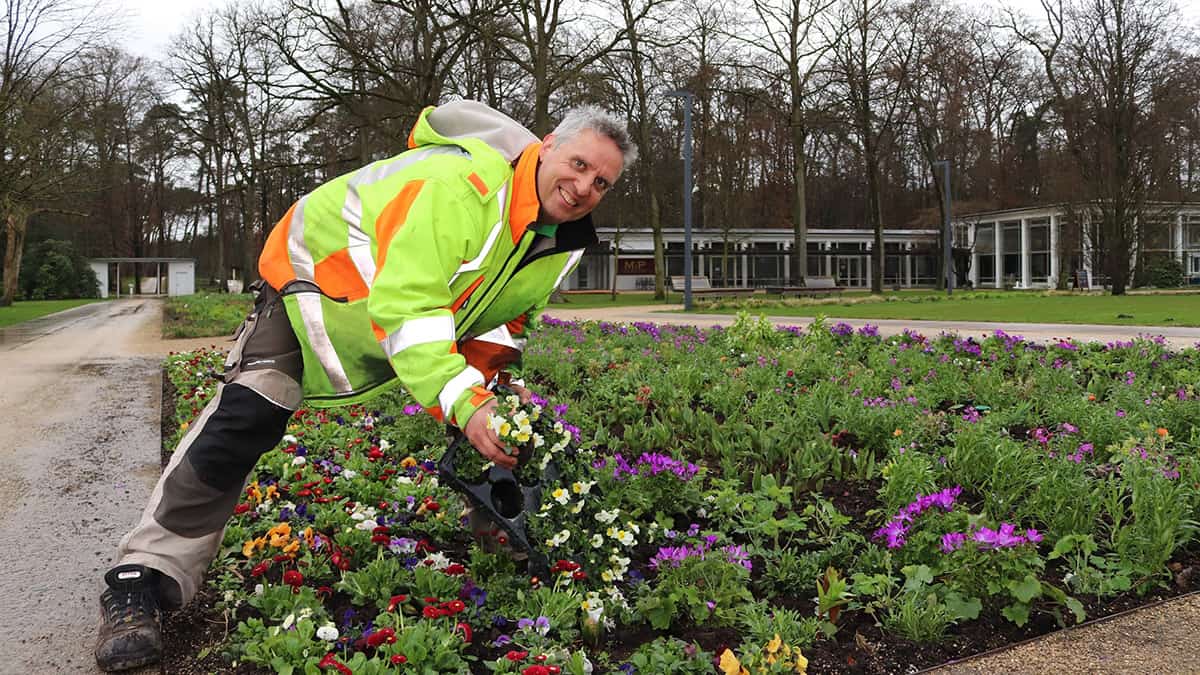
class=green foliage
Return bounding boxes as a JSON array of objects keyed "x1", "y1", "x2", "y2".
[
  {"x1": 19, "y1": 239, "x2": 99, "y2": 299},
  {"x1": 623, "y1": 637, "x2": 714, "y2": 674},
  {"x1": 163, "y1": 292, "x2": 253, "y2": 338},
  {"x1": 1137, "y1": 253, "x2": 1185, "y2": 288}
]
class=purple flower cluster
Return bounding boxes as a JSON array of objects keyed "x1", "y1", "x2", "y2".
[
  {"x1": 649, "y1": 536, "x2": 753, "y2": 572},
  {"x1": 830, "y1": 322, "x2": 854, "y2": 337},
  {"x1": 612, "y1": 452, "x2": 699, "y2": 481},
  {"x1": 961, "y1": 406, "x2": 981, "y2": 424},
  {"x1": 941, "y1": 523, "x2": 1042, "y2": 552},
  {"x1": 858, "y1": 324, "x2": 880, "y2": 338},
  {"x1": 872, "y1": 486, "x2": 962, "y2": 549}
]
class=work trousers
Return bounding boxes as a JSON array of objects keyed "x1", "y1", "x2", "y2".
[{"x1": 116, "y1": 282, "x2": 303, "y2": 607}]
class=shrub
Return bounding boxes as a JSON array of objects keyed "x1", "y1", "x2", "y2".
[
  {"x1": 19, "y1": 239, "x2": 99, "y2": 299},
  {"x1": 1136, "y1": 253, "x2": 1184, "y2": 288}
]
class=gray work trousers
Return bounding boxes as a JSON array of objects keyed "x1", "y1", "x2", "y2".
[{"x1": 116, "y1": 283, "x2": 303, "y2": 606}]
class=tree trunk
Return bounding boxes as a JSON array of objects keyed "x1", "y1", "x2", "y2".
[
  {"x1": 791, "y1": 121, "x2": 808, "y2": 284},
  {"x1": 2, "y1": 208, "x2": 30, "y2": 307}
]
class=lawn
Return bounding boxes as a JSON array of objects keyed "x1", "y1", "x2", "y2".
[
  {"x1": 163, "y1": 293, "x2": 254, "y2": 338},
  {"x1": 0, "y1": 298, "x2": 102, "y2": 328},
  {"x1": 161, "y1": 316, "x2": 1200, "y2": 674},
  {"x1": 694, "y1": 290, "x2": 1200, "y2": 327}
]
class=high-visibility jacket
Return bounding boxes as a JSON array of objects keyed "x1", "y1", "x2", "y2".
[{"x1": 258, "y1": 100, "x2": 596, "y2": 428}]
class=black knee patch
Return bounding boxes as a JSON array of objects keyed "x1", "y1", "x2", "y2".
[{"x1": 185, "y1": 383, "x2": 293, "y2": 491}]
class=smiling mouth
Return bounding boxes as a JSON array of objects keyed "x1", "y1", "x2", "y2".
[{"x1": 558, "y1": 186, "x2": 578, "y2": 208}]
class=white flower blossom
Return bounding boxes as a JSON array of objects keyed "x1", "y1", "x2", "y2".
[
  {"x1": 548, "y1": 529, "x2": 571, "y2": 547},
  {"x1": 596, "y1": 509, "x2": 620, "y2": 524},
  {"x1": 292, "y1": 456, "x2": 307, "y2": 466},
  {"x1": 316, "y1": 624, "x2": 339, "y2": 641}
]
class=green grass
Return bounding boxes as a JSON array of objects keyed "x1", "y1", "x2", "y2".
[
  {"x1": 0, "y1": 298, "x2": 102, "y2": 328},
  {"x1": 694, "y1": 290, "x2": 1200, "y2": 327},
  {"x1": 164, "y1": 293, "x2": 253, "y2": 338}
]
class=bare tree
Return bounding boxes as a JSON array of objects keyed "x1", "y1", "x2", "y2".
[
  {"x1": 0, "y1": 0, "x2": 106, "y2": 305},
  {"x1": 1009, "y1": 0, "x2": 1189, "y2": 294},
  {"x1": 743, "y1": 0, "x2": 839, "y2": 285},
  {"x1": 827, "y1": 0, "x2": 913, "y2": 293}
]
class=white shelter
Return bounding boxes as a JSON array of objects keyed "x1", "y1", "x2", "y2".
[{"x1": 88, "y1": 258, "x2": 196, "y2": 298}]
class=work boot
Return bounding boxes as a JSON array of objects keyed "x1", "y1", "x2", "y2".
[{"x1": 94, "y1": 564, "x2": 163, "y2": 672}]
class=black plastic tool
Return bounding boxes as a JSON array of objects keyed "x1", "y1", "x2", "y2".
[{"x1": 437, "y1": 428, "x2": 565, "y2": 579}]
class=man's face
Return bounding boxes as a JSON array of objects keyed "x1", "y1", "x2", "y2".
[{"x1": 536, "y1": 128, "x2": 623, "y2": 224}]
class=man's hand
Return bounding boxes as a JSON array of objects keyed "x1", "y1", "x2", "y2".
[
  {"x1": 464, "y1": 398, "x2": 517, "y2": 469},
  {"x1": 506, "y1": 381, "x2": 534, "y2": 404}
]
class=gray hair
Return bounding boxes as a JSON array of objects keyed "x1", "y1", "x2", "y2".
[{"x1": 550, "y1": 105, "x2": 639, "y2": 173}]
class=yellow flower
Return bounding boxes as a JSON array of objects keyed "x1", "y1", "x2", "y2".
[
  {"x1": 793, "y1": 649, "x2": 808, "y2": 674},
  {"x1": 242, "y1": 537, "x2": 265, "y2": 558},
  {"x1": 264, "y1": 484, "x2": 279, "y2": 501},
  {"x1": 766, "y1": 634, "x2": 782, "y2": 655},
  {"x1": 179, "y1": 422, "x2": 189, "y2": 431},
  {"x1": 400, "y1": 456, "x2": 418, "y2": 469},
  {"x1": 282, "y1": 539, "x2": 300, "y2": 555},
  {"x1": 893, "y1": 428, "x2": 903, "y2": 437},
  {"x1": 718, "y1": 649, "x2": 748, "y2": 675},
  {"x1": 268, "y1": 522, "x2": 292, "y2": 547}
]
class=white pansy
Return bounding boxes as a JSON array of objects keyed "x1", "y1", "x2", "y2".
[
  {"x1": 572, "y1": 481, "x2": 595, "y2": 495},
  {"x1": 254, "y1": 583, "x2": 264, "y2": 596},
  {"x1": 341, "y1": 469, "x2": 356, "y2": 479},
  {"x1": 379, "y1": 439, "x2": 391, "y2": 450},
  {"x1": 422, "y1": 552, "x2": 450, "y2": 570},
  {"x1": 595, "y1": 509, "x2": 619, "y2": 524},
  {"x1": 292, "y1": 456, "x2": 307, "y2": 466},
  {"x1": 548, "y1": 529, "x2": 571, "y2": 547},
  {"x1": 316, "y1": 624, "x2": 339, "y2": 641},
  {"x1": 591, "y1": 534, "x2": 604, "y2": 548},
  {"x1": 552, "y1": 488, "x2": 570, "y2": 505},
  {"x1": 282, "y1": 434, "x2": 298, "y2": 444}
]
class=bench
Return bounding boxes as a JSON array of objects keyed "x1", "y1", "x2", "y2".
[
  {"x1": 766, "y1": 276, "x2": 846, "y2": 297},
  {"x1": 669, "y1": 275, "x2": 757, "y2": 299}
]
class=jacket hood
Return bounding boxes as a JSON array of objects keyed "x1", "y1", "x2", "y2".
[{"x1": 410, "y1": 100, "x2": 538, "y2": 163}]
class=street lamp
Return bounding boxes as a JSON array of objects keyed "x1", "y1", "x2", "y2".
[
  {"x1": 933, "y1": 160, "x2": 953, "y2": 296},
  {"x1": 665, "y1": 89, "x2": 694, "y2": 311}
]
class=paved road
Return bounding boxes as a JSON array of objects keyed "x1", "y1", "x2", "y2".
[
  {"x1": 543, "y1": 304, "x2": 1200, "y2": 348},
  {"x1": 0, "y1": 299, "x2": 163, "y2": 674}
]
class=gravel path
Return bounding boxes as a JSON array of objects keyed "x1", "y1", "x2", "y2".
[
  {"x1": 929, "y1": 592, "x2": 1200, "y2": 674},
  {"x1": 543, "y1": 304, "x2": 1200, "y2": 348},
  {"x1": 0, "y1": 299, "x2": 167, "y2": 674}
]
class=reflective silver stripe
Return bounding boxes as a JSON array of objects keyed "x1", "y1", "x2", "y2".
[
  {"x1": 512, "y1": 336, "x2": 527, "y2": 351},
  {"x1": 343, "y1": 146, "x2": 469, "y2": 290},
  {"x1": 450, "y1": 184, "x2": 508, "y2": 286},
  {"x1": 289, "y1": 195, "x2": 315, "y2": 280},
  {"x1": 439, "y1": 366, "x2": 485, "y2": 415},
  {"x1": 353, "y1": 146, "x2": 468, "y2": 188},
  {"x1": 473, "y1": 324, "x2": 517, "y2": 348},
  {"x1": 294, "y1": 292, "x2": 353, "y2": 393},
  {"x1": 342, "y1": 184, "x2": 376, "y2": 286},
  {"x1": 382, "y1": 314, "x2": 456, "y2": 357},
  {"x1": 552, "y1": 250, "x2": 585, "y2": 290}
]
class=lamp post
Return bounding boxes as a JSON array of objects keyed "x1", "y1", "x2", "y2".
[
  {"x1": 933, "y1": 160, "x2": 953, "y2": 296},
  {"x1": 665, "y1": 89, "x2": 694, "y2": 310}
]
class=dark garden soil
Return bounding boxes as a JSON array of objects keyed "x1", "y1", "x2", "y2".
[{"x1": 157, "y1": 373, "x2": 1200, "y2": 674}]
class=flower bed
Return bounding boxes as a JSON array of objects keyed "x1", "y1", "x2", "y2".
[{"x1": 161, "y1": 314, "x2": 1200, "y2": 674}]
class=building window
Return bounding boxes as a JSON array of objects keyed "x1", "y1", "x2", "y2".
[
  {"x1": 1029, "y1": 219, "x2": 1050, "y2": 284},
  {"x1": 976, "y1": 223, "x2": 995, "y2": 285},
  {"x1": 1002, "y1": 221, "x2": 1021, "y2": 283}
]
